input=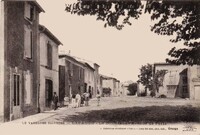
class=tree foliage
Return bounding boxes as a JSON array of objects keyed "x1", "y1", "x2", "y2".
[
  {"x1": 66, "y1": 0, "x2": 143, "y2": 30},
  {"x1": 137, "y1": 64, "x2": 153, "y2": 94},
  {"x1": 127, "y1": 83, "x2": 138, "y2": 95},
  {"x1": 152, "y1": 70, "x2": 167, "y2": 93},
  {"x1": 65, "y1": 0, "x2": 200, "y2": 65},
  {"x1": 145, "y1": 0, "x2": 200, "y2": 65}
]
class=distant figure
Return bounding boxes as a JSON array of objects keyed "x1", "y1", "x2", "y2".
[
  {"x1": 53, "y1": 92, "x2": 58, "y2": 110},
  {"x1": 89, "y1": 89, "x2": 92, "y2": 99},
  {"x1": 84, "y1": 92, "x2": 89, "y2": 106},
  {"x1": 64, "y1": 95, "x2": 69, "y2": 107},
  {"x1": 75, "y1": 93, "x2": 81, "y2": 108},
  {"x1": 80, "y1": 94, "x2": 85, "y2": 107},
  {"x1": 96, "y1": 92, "x2": 101, "y2": 106},
  {"x1": 71, "y1": 94, "x2": 76, "y2": 108}
]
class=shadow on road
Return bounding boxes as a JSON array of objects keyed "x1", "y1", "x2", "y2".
[{"x1": 60, "y1": 105, "x2": 200, "y2": 124}]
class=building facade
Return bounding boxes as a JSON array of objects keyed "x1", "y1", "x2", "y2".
[
  {"x1": 59, "y1": 55, "x2": 85, "y2": 102},
  {"x1": 120, "y1": 80, "x2": 134, "y2": 96},
  {"x1": 39, "y1": 25, "x2": 62, "y2": 112},
  {"x1": 0, "y1": 1, "x2": 44, "y2": 122},
  {"x1": 93, "y1": 63, "x2": 101, "y2": 97},
  {"x1": 82, "y1": 62, "x2": 95, "y2": 96},
  {"x1": 154, "y1": 63, "x2": 200, "y2": 100},
  {"x1": 101, "y1": 75, "x2": 120, "y2": 97}
]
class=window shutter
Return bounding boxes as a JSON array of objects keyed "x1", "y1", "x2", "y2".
[
  {"x1": 25, "y1": 3, "x2": 31, "y2": 19},
  {"x1": 24, "y1": 28, "x2": 28, "y2": 57},
  {"x1": 25, "y1": 72, "x2": 31, "y2": 104},
  {"x1": 47, "y1": 43, "x2": 52, "y2": 69},
  {"x1": 24, "y1": 26, "x2": 32, "y2": 59}
]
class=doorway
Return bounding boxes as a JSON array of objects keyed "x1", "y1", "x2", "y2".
[
  {"x1": 13, "y1": 74, "x2": 21, "y2": 119},
  {"x1": 45, "y1": 79, "x2": 53, "y2": 108}
]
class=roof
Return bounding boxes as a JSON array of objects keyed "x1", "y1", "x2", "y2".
[
  {"x1": 154, "y1": 62, "x2": 177, "y2": 66},
  {"x1": 39, "y1": 25, "x2": 63, "y2": 45},
  {"x1": 94, "y1": 63, "x2": 100, "y2": 67},
  {"x1": 84, "y1": 62, "x2": 95, "y2": 71},
  {"x1": 72, "y1": 56, "x2": 100, "y2": 69},
  {"x1": 59, "y1": 54, "x2": 86, "y2": 67},
  {"x1": 100, "y1": 74, "x2": 117, "y2": 81},
  {"x1": 78, "y1": 61, "x2": 95, "y2": 71},
  {"x1": 30, "y1": 1, "x2": 45, "y2": 13}
]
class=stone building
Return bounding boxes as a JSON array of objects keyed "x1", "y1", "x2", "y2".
[
  {"x1": 39, "y1": 25, "x2": 62, "y2": 112},
  {"x1": 81, "y1": 62, "x2": 95, "y2": 96},
  {"x1": 101, "y1": 75, "x2": 120, "y2": 97},
  {"x1": 59, "y1": 55, "x2": 85, "y2": 102},
  {"x1": 0, "y1": 1, "x2": 44, "y2": 122},
  {"x1": 153, "y1": 63, "x2": 200, "y2": 100}
]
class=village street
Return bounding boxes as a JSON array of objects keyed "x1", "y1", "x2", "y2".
[{"x1": 6, "y1": 96, "x2": 200, "y2": 125}]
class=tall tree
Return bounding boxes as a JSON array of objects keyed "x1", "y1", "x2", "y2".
[
  {"x1": 65, "y1": 0, "x2": 200, "y2": 65},
  {"x1": 145, "y1": 0, "x2": 200, "y2": 65},
  {"x1": 152, "y1": 70, "x2": 167, "y2": 96},
  {"x1": 137, "y1": 64, "x2": 153, "y2": 95},
  {"x1": 127, "y1": 83, "x2": 138, "y2": 95}
]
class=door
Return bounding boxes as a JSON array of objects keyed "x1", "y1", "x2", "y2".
[
  {"x1": 13, "y1": 74, "x2": 21, "y2": 119},
  {"x1": 194, "y1": 86, "x2": 200, "y2": 100},
  {"x1": 45, "y1": 79, "x2": 53, "y2": 108}
]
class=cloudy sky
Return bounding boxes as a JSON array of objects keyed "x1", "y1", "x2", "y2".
[{"x1": 37, "y1": 0, "x2": 182, "y2": 82}]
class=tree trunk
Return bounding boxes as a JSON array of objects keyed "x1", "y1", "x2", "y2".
[{"x1": 145, "y1": 87, "x2": 147, "y2": 96}]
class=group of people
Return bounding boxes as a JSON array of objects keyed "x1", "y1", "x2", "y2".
[
  {"x1": 52, "y1": 91, "x2": 101, "y2": 111},
  {"x1": 64, "y1": 92, "x2": 91, "y2": 108}
]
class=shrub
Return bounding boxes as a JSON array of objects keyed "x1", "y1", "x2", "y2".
[
  {"x1": 140, "y1": 92, "x2": 146, "y2": 97},
  {"x1": 158, "y1": 94, "x2": 167, "y2": 98},
  {"x1": 127, "y1": 83, "x2": 138, "y2": 96},
  {"x1": 103, "y1": 88, "x2": 111, "y2": 97},
  {"x1": 150, "y1": 91, "x2": 156, "y2": 97}
]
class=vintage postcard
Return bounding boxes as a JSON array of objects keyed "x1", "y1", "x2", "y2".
[{"x1": 0, "y1": 0, "x2": 200, "y2": 135}]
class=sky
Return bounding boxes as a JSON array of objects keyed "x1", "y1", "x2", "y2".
[{"x1": 37, "y1": 0, "x2": 182, "y2": 82}]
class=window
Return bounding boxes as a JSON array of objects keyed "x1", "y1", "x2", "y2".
[
  {"x1": 25, "y1": 3, "x2": 34, "y2": 21},
  {"x1": 169, "y1": 71, "x2": 176, "y2": 85},
  {"x1": 47, "y1": 42, "x2": 52, "y2": 69},
  {"x1": 14, "y1": 74, "x2": 20, "y2": 106},
  {"x1": 69, "y1": 63, "x2": 73, "y2": 77},
  {"x1": 69, "y1": 85, "x2": 72, "y2": 97},
  {"x1": 25, "y1": 71, "x2": 32, "y2": 105},
  {"x1": 79, "y1": 68, "x2": 81, "y2": 80},
  {"x1": 24, "y1": 25, "x2": 33, "y2": 59}
]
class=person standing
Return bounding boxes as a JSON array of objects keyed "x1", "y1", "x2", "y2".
[
  {"x1": 75, "y1": 93, "x2": 81, "y2": 108},
  {"x1": 64, "y1": 95, "x2": 69, "y2": 107},
  {"x1": 80, "y1": 94, "x2": 85, "y2": 107},
  {"x1": 53, "y1": 92, "x2": 58, "y2": 110},
  {"x1": 71, "y1": 94, "x2": 76, "y2": 108},
  {"x1": 84, "y1": 92, "x2": 89, "y2": 106},
  {"x1": 96, "y1": 91, "x2": 101, "y2": 106}
]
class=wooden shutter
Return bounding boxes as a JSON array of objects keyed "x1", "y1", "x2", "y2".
[
  {"x1": 25, "y1": 3, "x2": 31, "y2": 19},
  {"x1": 25, "y1": 72, "x2": 32, "y2": 104},
  {"x1": 47, "y1": 43, "x2": 52, "y2": 69},
  {"x1": 24, "y1": 26, "x2": 32, "y2": 59}
]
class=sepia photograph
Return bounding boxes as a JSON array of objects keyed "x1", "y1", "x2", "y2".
[{"x1": 0, "y1": 0, "x2": 200, "y2": 135}]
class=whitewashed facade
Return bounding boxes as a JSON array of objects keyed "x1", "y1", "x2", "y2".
[{"x1": 39, "y1": 25, "x2": 62, "y2": 112}]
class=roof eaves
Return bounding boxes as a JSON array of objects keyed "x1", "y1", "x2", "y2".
[
  {"x1": 39, "y1": 25, "x2": 63, "y2": 46},
  {"x1": 31, "y1": 1, "x2": 45, "y2": 13}
]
